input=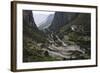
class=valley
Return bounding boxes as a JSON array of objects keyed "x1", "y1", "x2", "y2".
[{"x1": 23, "y1": 10, "x2": 91, "y2": 62}]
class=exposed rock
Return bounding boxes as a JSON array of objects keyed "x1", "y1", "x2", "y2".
[
  {"x1": 49, "y1": 12, "x2": 78, "y2": 32},
  {"x1": 23, "y1": 10, "x2": 37, "y2": 28}
]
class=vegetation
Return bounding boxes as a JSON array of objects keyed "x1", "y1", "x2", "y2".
[{"x1": 23, "y1": 36, "x2": 59, "y2": 62}]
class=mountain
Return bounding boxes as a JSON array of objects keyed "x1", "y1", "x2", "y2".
[
  {"x1": 49, "y1": 12, "x2": 78, "y2": 32},
  {"x1": 23, "y1": 10, "x2": 37, "y2": 28},
  {"x1": 23, "y1": 10, "x2": 47, "y2": 42},
  {"x1": 58, "y1": 13, "x2": 91, "y2": 52},
  {"x1": 23, "y1": 10, "x2": 91, "y2": 62},
  {"x1": 23, "y1": 10, "x2": 49, "y2": 62},
  {"x1": 38, "y1": 14, "x2": 54, "y2": 30},
  {"x1": 59, "y1": 13, "x2": 91, "y2": 36}
]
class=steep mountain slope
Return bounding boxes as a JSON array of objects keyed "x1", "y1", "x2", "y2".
[
  {"x1": 49, "y1": 12, "x2": 78, "y2": 32},
  {"x1": 59, "y1": 13, "x2": 91, "y2": 35},
  {"x1": 23, "y1": 10, "x2": 48, "y2": 43},
  {"x1": 23, "y1": 10, "x2": 51, "y2": 62},
  {"x1": 23, "y1": 10, "x2": 37, "y2": 28}
]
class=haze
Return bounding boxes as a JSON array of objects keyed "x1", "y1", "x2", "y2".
[{"x1": 32, "y1": 11, "x2": 55, "y2": 27}]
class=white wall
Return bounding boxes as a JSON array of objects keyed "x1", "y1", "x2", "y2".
[{"x1": 0, "y1": 0, "x2": 99, "y2": 73}]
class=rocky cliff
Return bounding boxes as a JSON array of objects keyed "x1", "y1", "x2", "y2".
[
  {"x1": 49, "y1": 12, "x2": 78, "y2": 32},
  {"x1": 23, "y1": 10, "x2": 37, "y2": 28}
]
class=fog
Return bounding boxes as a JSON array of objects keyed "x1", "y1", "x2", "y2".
[{"x1": 32, "y1": 11, "x2": 55, "y2": 27}]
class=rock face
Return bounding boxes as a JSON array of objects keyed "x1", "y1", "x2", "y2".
[
  {"x1": 23, "y1": 10, "x2": 43, "y2": 38},
  {"x1": 23, "y1": 10, "x2": 37, "y2": 28},
  {"x1": 49, "y1": 12, "x2": 78, "y2": 32},
  {"x1": 23, "y1": 10, "x2": 49, "y2": 62}
]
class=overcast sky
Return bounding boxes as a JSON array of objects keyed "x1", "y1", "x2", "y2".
[{"x1": 32, "y1": 11, "x2": 55, "y2": 27}]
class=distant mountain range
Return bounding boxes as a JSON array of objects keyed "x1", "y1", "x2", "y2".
[
  {"x1": 33, "y1": 14, "x2": 51, "y2": 27},
  {"x1": 38, "y1": 14, "x2": 54, "y2": 30}
]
